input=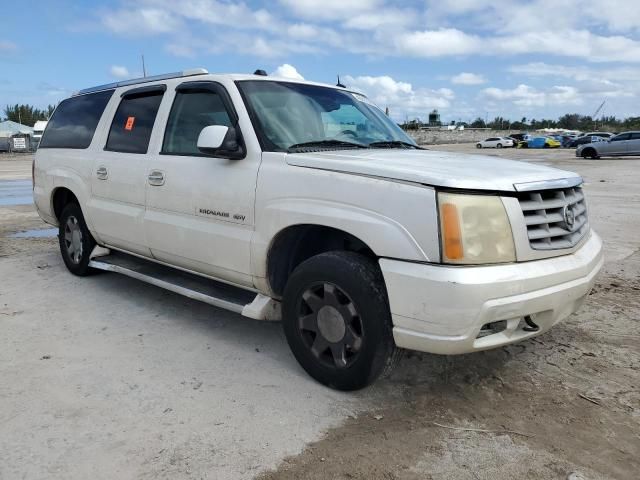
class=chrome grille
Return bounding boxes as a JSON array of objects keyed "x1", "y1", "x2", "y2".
[{"x1": 517, "y1": 186, "x2": 588, "y2": 250}]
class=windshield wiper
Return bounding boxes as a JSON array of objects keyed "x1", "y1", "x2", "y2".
[
  {"x1": 368, "y1": 140, "x2": 425, "y2": 149},
  {"x1": 287, "y1": 139, "x2": 368, "y2": 152}
]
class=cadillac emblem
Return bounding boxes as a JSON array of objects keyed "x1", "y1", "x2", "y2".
[{"x1": 563, "y1": 205, "x2": 576, "y2": 230}]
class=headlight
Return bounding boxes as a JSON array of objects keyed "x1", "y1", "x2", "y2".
[{"x1": 438, "y1": 192, "x2": 516, "y2": 264}]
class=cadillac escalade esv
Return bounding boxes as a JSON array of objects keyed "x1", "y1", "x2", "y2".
[{"x1": 34, "y1": 68, "x2": 603, "y2": 390}]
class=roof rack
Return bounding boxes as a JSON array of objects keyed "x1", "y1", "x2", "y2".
[{"x1": 75, "y1": 68, "x2": 209, "y2": 96}]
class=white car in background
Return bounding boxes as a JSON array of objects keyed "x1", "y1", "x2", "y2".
[{"x1": 476, "y1": 137, "x2": 514, "y2": 149}]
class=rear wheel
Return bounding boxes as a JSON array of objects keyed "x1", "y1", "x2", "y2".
[
  {"x1": 282, "y1": 251, "x2": 396, "y2": 390},
  {"x1": 58, "y1": 203, "x2": 96, "y2": 276},
  {"x1": 496, "y1": 143, "x2": 503, "y2": 149}
]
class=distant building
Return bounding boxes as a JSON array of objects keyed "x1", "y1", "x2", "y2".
[
  {"x1": 0, "y1": 120, "x2": 35, "y2": 152},
  {"x1": 428, "y1": 109, "x2": 441, "y2": 126},
  {"x1": 33, "y1": 120, "x2": 48, "y2": 142}
]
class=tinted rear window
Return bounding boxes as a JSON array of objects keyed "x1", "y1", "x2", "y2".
[
  {"x1": 39, "y1": 90, "x2": 113, "y2": 149},
  {"x1": 105, "y1": 90, "x2": 164, "y2": 154}
]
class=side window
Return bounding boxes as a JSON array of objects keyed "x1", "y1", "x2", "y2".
[
  {"x1": 105, "y1": 89, "x2": 164, "y2": 154},
  {"x1": 39, "y1": 90, "x2": 113, "y2": 149},
  {"x1": 162, "y1": 89, "x2": 233, "y2": 155},
  {"x1": 612, "y1": 133, "x2": 630, "y2": 141},
  {"x1": 630, "y1": 133, "x2": 640, "y2": 140}
]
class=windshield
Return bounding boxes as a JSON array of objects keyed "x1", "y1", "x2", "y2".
[{"x1": 236, "y1": 80, "x2": 417, "y2": 152}]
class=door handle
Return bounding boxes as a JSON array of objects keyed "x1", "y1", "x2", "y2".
[
  {"x1": 96, "y1": 166, "x2": 108, "y2": 180},
  {"x1": 148, "y1": 170, "x2": 165, "y2": 186}
]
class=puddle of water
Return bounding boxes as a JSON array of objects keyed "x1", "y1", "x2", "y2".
[
  {"x1": 9, "y1": 228, "x2": 58, "y2": 238},
  {"x1": 0, "y1": 196, "x2": 33, "y2": 206},
  {"x1": 0, "y1": 179, "x2": 33, "y2": 206}
]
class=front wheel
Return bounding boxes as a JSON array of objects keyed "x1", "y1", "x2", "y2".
[
  {"x1": 496, "y1": 143, "x2": 503, "y2": 149},
  {"x1": 582, "y1": 148, "x2": 600, "y2": 160},
  {"x1": 476, "y1": 143, "x2": 482, "y2": 149},
  {"x1": 58, "y1": 203, "x2": 96, "y2": 276},
  {"x1": 282, "y1": 251, "x2": 396, "y2": 390}
]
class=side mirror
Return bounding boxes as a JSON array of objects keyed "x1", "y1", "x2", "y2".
[{"x1": 197, "y1": 125, "x2": 244, "y2": 159}]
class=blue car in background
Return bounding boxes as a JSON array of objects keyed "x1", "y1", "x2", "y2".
[{"x1": 517, "y1": 136, "x2": 562, "y2": 148}]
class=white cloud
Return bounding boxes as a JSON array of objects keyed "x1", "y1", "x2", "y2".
[
  {"x1": 99, "y1": 1, "x2": 640, "y2": 65},
  {"x1": 103, "y1": 8, "x2": 181, "y2": 35},
  {"x1": 451, "y1": 72, "x2": 486, "y2": 85},
  {"x1": 0, "y1": 40, "x2": 17, "y2": 53},
  {"x1": 109, "y1": 65, "x2": 130, "y2": 79},
  {"x1": 278, "y1": 0, "x2": 381, "y2": 21},
  {"x1": 394, "y1": 28, "x2": 480, "y2": 57},
  {"x1": 482, "y1": 84, "x2": 582, "y2": 107},
  {"x1": 344, "y1": 75, "x2": 454, "y2": 120},
  {"x1": 168, "y1": 1, "x2": 280, "y2": 32},
  {"x1": 342, "y1": 9, "x2": 416, "y2": 30},
  {"x1": 508, "y1": 62, "x2": 638, "y2": 100},
  {"x1": 272, "y1": 64, "x2": 304, "y2": 80}
]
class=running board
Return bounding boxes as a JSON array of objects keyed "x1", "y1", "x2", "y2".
[{"x1": 88, "y1": 250, "x2": 280, "y2": 320}]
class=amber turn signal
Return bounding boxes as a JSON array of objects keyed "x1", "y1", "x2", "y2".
[{"x1": 441, "y1": 203, "x2": 463, "y2": 260}]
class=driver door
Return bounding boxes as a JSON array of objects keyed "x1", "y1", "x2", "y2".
[
  {"x1": 606, "y1": 133, "x2": 630, "y2": 155},
  {"x1": 143, "y1": 81, "x2": 260, "y2": 287}
]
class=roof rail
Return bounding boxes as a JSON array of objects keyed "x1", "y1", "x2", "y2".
[{"x1": 75, "y1": 68, "x2": 209, "y2": 96}]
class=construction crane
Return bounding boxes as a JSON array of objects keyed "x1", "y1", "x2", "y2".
[{"x1": 592, "y1": 100, "x2": 605, "y2": 130}]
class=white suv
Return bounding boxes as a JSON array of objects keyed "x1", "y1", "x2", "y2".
[{"x1": 34, "y1": 69, "x2": 603, "y2": 390}]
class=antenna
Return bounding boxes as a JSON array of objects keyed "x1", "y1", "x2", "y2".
[
  {"x1": 592, "y1": 100, "x2": 605, "y2": 129},
  {"x1": 141, "y1": 54, "x2": 147, "y2": 78},
  {"x1": 336, "y1": 75, "x2": 346, "y2": 88}
]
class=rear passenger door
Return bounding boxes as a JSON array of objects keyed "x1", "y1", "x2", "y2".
[
  {"x1": 627, "y1": 133, "x2": 640, "y2": 155},
  {"x1": 89, "y1": 85, "x2": 165, "y2": 256},
  {"x1": 143, "y1": 81, "x2": 259, "y2": 287}
]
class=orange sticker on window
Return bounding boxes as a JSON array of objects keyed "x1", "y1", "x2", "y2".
[{"x1": 125, "y1": 116, "x2": 135, "y2": 131}]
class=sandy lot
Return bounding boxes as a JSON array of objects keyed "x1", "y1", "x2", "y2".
[{"x1": 1, "y1": 148, "x2": 638, "y2": 480}]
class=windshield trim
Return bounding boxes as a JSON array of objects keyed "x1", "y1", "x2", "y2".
[{"x1": 235, "y1": 79, "x2": 416, "y2": 153}]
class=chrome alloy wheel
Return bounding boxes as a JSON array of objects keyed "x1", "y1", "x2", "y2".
[
  {"x1": 297, "y1": 282, "x2": 364, "y2": 369},
  {"x1": 63, "y1": 215, "x2": 83, "y2": 264}
]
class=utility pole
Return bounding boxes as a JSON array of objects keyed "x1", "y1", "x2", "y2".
[{"x1": 141, "y1": 54, "x2": 147, "y2": 78}]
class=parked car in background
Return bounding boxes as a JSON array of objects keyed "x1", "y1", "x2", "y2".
[
  {"x1": 558, "y1": 135, "x2": 577, "y2": 148},
  {"x1": 505, "y1": 136, "x2": 520, "y2": 147},
  {"x1": 576, "y1": 131, "x2": 640, "y2": 159},
  {"x1": 476, "y1": 137, "x2": 514, "y2": 149},
  {"x1": 569, "y1": 133, "x2": 613, "y2": 148},
  {"x1": 583, "y1": 132, "x2": 614, "y2": 139},
  {"x1": 519, "y1": 136, "x2": 561, "y2": 149}
]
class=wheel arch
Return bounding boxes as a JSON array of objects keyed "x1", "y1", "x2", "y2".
[
  {"x1": 52, "y1": 186, "x2": 80, "y2": 221},
  {"x1": 266, "y1": 224, "x2": 377, "y2": 297}
]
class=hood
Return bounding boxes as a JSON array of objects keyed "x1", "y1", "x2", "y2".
[{"x1": 286, "y1": 148, "x2": 580, "y2": 192}]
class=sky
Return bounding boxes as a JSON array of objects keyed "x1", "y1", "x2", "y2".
[{"x1": 1, "y1": 0, "x2": 640, "y2": 124}]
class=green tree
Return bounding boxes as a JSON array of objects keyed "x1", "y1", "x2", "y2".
[
  {"x1": 557, "y1": 113, "x2": 582, "y2": 130},
  {"x1": 3, "y1": 104, "x2": 56, "y2": 126}
]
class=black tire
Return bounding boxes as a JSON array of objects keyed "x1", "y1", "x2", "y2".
[
  {"x1": 582, "y1": 148, "x2": 599, "y2": 160},
  {"x1": 496, "y1": 143, "x2": 502, "y2": 149},
  {"x1": 476, "y1": 143, "x2": 482, "y2": 149},
  {"x1": 58, "y1": 202, "x2": 96, "y2": 276},
  {"x1": 282, "y1": 251, "x2": 395, "y2": 391}
]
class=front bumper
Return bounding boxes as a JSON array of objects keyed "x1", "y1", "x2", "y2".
[{"x1": 380, "y1": 231, "x2": 603, "y2": 355}]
